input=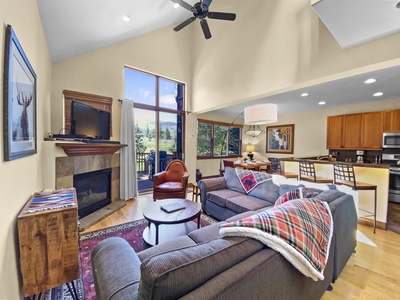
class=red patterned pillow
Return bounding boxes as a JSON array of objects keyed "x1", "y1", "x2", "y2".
[{"x1": 275, "y1": 187, "x2": 315, "y2": 206}]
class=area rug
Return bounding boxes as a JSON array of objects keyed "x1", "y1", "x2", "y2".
[{"x1": 46, "y1": 214, "x2": 217, "y2": 300}]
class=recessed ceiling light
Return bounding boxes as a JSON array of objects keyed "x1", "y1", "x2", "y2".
[
  {"x1": 373, "y1": 92, "x2": 383, "y2": 97},
  {"x1": 122, "y1": 15, "x2": 130, "y2": 22},
  {"x1": 301, "y1": 93, "x2": 309, "y2": 97},
  {"x1": 173, "y1": 3, "x2": 180, "y2": 8},
  {"x1": 364, "y1": 78, "x2": 376, "y2": 84},
  {"x1": 318, "y1": 101, "x2": 326, "y2": 105}
]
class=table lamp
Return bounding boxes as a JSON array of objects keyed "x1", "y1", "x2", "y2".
[{"x1": 246, "y1": 144, "x2": 255, "y2": 160}]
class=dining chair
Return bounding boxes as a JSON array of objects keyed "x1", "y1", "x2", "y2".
[
  {"x1": 299, "y1": 160, "x2": 333, "y2": 184},
  {"x1": 221, "y1": 160, "x2": 235, "y2": 176},
  {"x1": 333, "y1": 162, "x2": 377, "y2": 233}
]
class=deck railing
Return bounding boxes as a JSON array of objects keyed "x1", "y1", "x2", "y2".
[
  {"x1": 137, "y1": 152, "x2": 150, "y2": 173},
  {"x1": 136, "y1": 152, "x2": 174, "y2": 174}
]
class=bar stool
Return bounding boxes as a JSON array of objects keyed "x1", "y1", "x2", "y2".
[
  {"x1": 333, "y1": 162, "x2": 377, "y2": 233},
  {"x1": 299, "y1": 160, "x2": 333, "y2": 183},
  {"x1": 269, "y1": 157, "x2": 298, "y2": 179}
]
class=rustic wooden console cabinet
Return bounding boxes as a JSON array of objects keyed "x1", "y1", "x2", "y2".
[{"x1": 17, "y1": 189, "x2": 79, "y2": 297}]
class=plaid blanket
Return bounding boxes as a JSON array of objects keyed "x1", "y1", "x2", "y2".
[
  {"x1": 235, "y1": 168, "x2": 272, "y2": 193},
  {"x1": 219, "y1": 198, "x2": 333, "y2": 281}
]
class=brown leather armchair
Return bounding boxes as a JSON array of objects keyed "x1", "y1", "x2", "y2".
[{"x1": 153, "y1": 160, "x2": 190, "y2": 201}]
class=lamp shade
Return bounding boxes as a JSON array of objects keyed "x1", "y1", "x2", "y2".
[
  {"x1": 246, "y1": 145, "x2": 255, "y2": 152},
  {"x1": 244, "y1": 103, "x2": 277, "y2": 125}
]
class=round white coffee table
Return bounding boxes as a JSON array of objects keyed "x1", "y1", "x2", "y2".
[{"x1": 142, "y1": 198, "x2": 201, "y2": 245}]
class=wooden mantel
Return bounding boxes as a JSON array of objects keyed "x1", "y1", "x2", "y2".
[{"x1": 56, "y1": 142, "x2": 127, "y2": 156}]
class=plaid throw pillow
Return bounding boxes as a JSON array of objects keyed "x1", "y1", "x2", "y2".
[{"x1": 275, "y1": 187, "x2": 316, "y2": 206}]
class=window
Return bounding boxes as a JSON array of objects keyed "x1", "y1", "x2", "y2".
[
  {"x1": 124, "y1": 67, "x2": 186, "y2": 188},
  {"x1": 197, "y1": 119, "x2": 242, "y2": 158}
]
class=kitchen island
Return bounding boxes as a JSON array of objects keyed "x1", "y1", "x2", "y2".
[{"x1": 281, "y1": 157, "x2": 390, "y2": 230}]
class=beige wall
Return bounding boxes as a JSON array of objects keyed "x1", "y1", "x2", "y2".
[
  {"x1": 190, "y1": 0, "x2": 400, "y2": 114},
  {"x1": 197, "y1": 98, "x2": 400, "y2": 177},
  {"x1": 0, "y1": 0, "x2": 52, "y2": 299},
  {"x1": 51, "y1": 26, "x2": 196, "y2": 179}
]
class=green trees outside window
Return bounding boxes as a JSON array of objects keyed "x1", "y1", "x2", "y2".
[{"x1": 197, "y1": 120, "x2": 242, "y2": 158}]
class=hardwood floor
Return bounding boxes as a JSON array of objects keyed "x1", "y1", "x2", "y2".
[{"x1": 81, "y1": 194, "x2": 400, "y2": 299}]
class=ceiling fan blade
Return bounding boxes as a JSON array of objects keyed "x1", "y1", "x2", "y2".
[
  {"x1": 174, "y1": 17, "x2": 197, "y2": 32},
  {"x1": 208, "y1": 11, "x2": 236, "y2": 21},
  {"x1": 170, "y1": 0, "x2": 196, "y2": 13},
  {"x1": 200, "y1": 19, "x2": 212, "y2": 39}
]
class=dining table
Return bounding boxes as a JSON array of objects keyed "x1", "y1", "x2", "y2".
[{"x1": 234, "y1": 160, "x2": 272, "y2": 173}]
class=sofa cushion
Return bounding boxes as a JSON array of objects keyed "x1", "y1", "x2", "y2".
[
  {"x1": 188, "y1": 222, "x2": 225, "y2": 243},
  {"x1": 224, "y1": 167, "x2": 246, "y2": 193},
  {"x1": 314, "y1": 189, "x2": 346, "y2": 203},
  {"x1": 226, "y1": 195, "x2": 274, "y2": 214},
  {"x1": 275, "y1": 187, "x2": 317, "y2": 206},
  {"x1": 138, "y1": 237, "x2": 264, "y2": 300},
  {"x1": 247, "y1": 177, "x2": 280, "y2": 202},
  {"x1": 277, "y1": 179, "x2": 332, "y2": 196},
  {"x1": 137, "y1": 236, "x2": 196, "y2": 262},
  {"x1": 207, "y1": 189, "x2": 245, "y2": 208}
]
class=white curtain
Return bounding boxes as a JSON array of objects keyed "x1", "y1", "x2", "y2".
[{"x1": 120, "y1": 99, "x2": 138, "y2": 200}]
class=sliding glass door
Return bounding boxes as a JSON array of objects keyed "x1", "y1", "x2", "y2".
[{"x1": 125, "y1": 67, "x2": 185, "y2": 194}]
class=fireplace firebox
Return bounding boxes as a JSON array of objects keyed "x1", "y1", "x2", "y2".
[{"x1": 74, "y1": 168, "x2": 112, "y2": 218}]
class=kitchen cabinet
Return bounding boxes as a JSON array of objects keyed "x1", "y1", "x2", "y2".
[
  {"x1": 383, "y1": 109, "x2": 400, "y2": 132},
  {"x1": 327, "y1": 111, "x2": 384, "y2": 150},
  {"x1": 342, "y1": 113, "x2": 362, "y2": 148},
  {"x1": 361, "y1": 111, "x2": 383, "y2": 149},
  {"x1": 326, "y1": 115, "x2": 343, "y2": 149}
]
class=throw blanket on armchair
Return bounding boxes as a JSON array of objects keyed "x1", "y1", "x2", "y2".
[
  {"x1": 219, "y1": 198, "x2": 333, "y2": 281},
  {"x1": 235, "y1": 168, "x2": 272, "y2": 193}
]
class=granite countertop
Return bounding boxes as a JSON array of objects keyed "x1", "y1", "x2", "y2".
[{"x1": 280, "y1": 157, "x2": 390, "y2": 169}]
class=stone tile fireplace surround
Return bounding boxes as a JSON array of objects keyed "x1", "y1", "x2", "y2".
[
  {"x1": 55, "y1": 154, "x2": 120, "y2": 201},
  {"x1": 41, "y1": 141, "x2": 127, "y2": 230}
]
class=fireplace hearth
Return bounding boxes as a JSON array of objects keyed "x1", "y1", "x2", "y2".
[{"x1": 74, "y1": 168, "x2": 112, "y2": 218}]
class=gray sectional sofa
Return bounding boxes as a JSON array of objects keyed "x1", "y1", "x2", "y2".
[{"x1": 91, "y1": 167, "x2": 358, "y2": 300}]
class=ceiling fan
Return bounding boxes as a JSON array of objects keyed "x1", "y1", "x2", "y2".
[{"x1": 171, "y1": 0, "x2": 236, "y2": 39}]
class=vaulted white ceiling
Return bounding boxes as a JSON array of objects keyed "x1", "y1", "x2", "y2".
[{"x1": 36, "y1": 0, "x2": 400, "y2": 115}]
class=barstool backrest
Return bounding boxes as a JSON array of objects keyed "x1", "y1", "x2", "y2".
[
  {"x1": 269, "y1": 157, "x2": 281, "y2": 173},
  {"x1": 299, "y1": 160, "x2": 317, "y2": 182},
  {"x1": 333, "y1": 163, "x2": 357, "y2": 190}
]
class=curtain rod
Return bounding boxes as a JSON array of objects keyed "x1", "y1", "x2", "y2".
[{"x1": 118, "y1": 99, "x2": 191, "y2": 114}]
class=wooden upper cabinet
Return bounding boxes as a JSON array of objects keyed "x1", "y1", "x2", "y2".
[
  {"x1": 383, "y1": 109, "x2": 400, "y2": 132},
  {"x1": 327, "y1": 115, "x2": 344, "y2": 149},
  {"x1": 342, "y1": 113, "x2": 362, "y2": 149},
  {"x1": 327, "y1": 110, "x2": 387, "y2": 150},
  {"x1": 361, "y1": 111, "x2": 383, "y2": 149}
]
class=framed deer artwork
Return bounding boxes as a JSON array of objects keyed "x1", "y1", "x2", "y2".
[{"x1": 3, "y1": 25, "x2": 37, "y2": 160}]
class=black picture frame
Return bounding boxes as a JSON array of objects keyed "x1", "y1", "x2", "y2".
[{"x1": 3, "y1": 25, "x2": 37, "y2": 161}]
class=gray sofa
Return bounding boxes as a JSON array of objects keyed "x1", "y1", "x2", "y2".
[
  {"x1": 91, "y1": 168, "x2": 357, "y2": 300},
  {"x1": 199, "y1": 167, "x2": 281, "y2": 221}
]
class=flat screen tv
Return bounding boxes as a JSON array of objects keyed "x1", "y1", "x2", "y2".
[{"x1": 70, "y1": 101, "x2": 111, "y2": 139}]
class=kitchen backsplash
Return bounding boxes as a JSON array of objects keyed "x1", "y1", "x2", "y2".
[{"x1": 328, "y1": 148, "x2": 399, "y2": 163}]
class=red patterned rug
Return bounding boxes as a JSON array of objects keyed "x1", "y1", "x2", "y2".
[{"x1": 44, "y1": 214, "x2": 216, "y2": 300}]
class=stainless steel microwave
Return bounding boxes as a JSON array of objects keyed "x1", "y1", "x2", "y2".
[{"x1": 383, "y1": 132, "x2": 400, "y2": 148}]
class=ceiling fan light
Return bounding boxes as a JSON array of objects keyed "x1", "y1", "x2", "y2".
[{"x1": 244, "y1": 103, "x2": 277, "y2": 125}]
